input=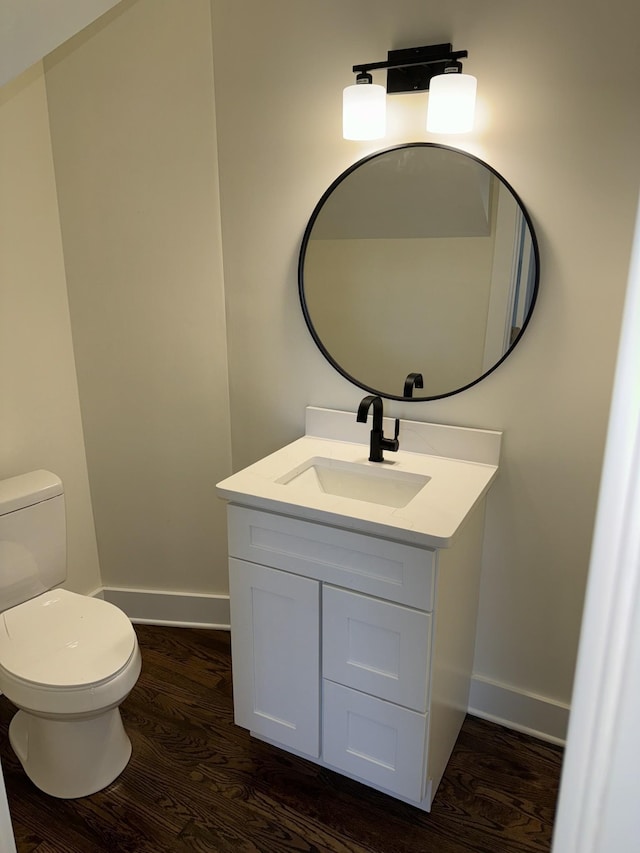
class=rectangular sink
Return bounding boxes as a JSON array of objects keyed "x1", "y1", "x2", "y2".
[{"x1": 276, "y1": 457, "x2": 431, "y2": 508}]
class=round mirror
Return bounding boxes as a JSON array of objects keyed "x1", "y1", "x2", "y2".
[{"x1": 298, "y1": 143, "x2": 539, "y2": 401}]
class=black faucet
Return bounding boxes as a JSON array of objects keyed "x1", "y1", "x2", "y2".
[
  {"x1": 356, "y1": 395, "x2": 400, "y2": 463},
  {"x1": 404, "y1": 372, "x2": 424, "y2": 398}
]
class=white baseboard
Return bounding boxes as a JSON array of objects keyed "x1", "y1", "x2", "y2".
[
  {"x1": 98, "y1": 586, "x2": 230, "y2": 630},
  {"x1": 468, "y1": 674, "x2": 569, "y2": 746}
]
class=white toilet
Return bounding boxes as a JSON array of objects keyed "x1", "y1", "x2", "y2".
[{"x1": 0, "y1": 470, "x2": 142, "y2": 799}]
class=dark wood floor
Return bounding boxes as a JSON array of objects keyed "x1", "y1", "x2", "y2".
[{"x1": 0, "y1": 625, "x2": 563, "y2": 853}]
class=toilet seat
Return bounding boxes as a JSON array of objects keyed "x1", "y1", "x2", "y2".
[
  {"x1": 0, "y1": 589, "x2": 135, "y2": 686},
  {"x1": 0, "y1": 589, "x2": 141, "y2": 716}
]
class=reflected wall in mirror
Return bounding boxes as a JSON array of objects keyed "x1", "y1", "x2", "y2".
[{"x1": 298, "y1": 144, "x2": 539, "y2": 401}]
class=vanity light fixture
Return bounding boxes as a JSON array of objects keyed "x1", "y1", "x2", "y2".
[{"x1": 343, "y1": 43, "x2": 476, "y2": 140}]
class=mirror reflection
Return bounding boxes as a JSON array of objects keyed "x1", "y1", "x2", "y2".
[{"x1": 299, "y1": 144, "x2": 539, "y2": 400}]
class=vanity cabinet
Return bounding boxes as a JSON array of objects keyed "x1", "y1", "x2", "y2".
[{"x1": 226, "y1": 502, "x2": 486, "y2": 811}]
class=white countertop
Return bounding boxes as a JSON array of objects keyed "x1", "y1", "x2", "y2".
[{"x1": 216, "y1": 410, "x2": 501, "y2": 548}]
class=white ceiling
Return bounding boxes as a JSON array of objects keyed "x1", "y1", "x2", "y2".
[{"x1": 0, "y1": 0, "x2": 123, "y2": 87}]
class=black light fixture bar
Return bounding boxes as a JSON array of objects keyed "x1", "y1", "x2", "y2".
[{"x1": 352, "y1": 43, "x2": 468, "y2": 94}]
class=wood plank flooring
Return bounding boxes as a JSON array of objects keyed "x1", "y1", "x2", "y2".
[{"x1": 0, "y1": 625, "x2": 563, "y2": 852}]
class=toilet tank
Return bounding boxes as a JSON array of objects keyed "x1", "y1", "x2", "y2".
[{"x1": 0, "y1": 470, "x2": 67, "y2": 612}]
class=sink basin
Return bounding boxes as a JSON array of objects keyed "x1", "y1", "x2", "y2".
[{"x1": 276, "y1": 457, "x2": 430, "y2": 508}]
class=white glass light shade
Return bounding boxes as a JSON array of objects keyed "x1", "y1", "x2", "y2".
[
  {"x1": 343, "y1": 83, "x2": 386, "y2": 140},
  {"x1": 426, "y1": 72, "x2": 477, "y2": 134}
]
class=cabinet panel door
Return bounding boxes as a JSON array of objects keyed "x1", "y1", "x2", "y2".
[
  {"x1": 323, "y1": 586, "x2": 431, "y2": 712},
  {"x1": 323, "y1": 680, "x2": 427, "y2": 802},
  {"x1": 229, "y1": 558, "x2": 320, "y2": 757}
]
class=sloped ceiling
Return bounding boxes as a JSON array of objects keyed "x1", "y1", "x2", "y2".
[{"x1": 0, "y1": 0, "x2": 123, "y2": 87}]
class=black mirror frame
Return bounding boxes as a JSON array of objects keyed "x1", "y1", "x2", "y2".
[{"x1": 298, "y1": 142, "x2": 540, "y2": 402}]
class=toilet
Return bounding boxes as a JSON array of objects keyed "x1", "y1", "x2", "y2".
[{"x1": 0, "y1": 470, "x2": 142, "y2": 799}]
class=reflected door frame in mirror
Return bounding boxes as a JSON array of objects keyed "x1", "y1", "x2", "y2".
[{"x1": 298, "y1": 143, "x2": 540, "y2": 401}]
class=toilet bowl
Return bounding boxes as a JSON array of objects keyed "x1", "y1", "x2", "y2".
[{"x1": 0, "y1": 588, "x2": 142, "y2": 799}]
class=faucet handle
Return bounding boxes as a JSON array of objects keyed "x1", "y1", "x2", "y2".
[{"x1": 381, "y1": 418, "x2": 400, "y2": 454}]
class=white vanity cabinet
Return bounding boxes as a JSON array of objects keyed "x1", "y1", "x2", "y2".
[{"x1": 226, "y1": 501, "x2": 487, "y2": 811}]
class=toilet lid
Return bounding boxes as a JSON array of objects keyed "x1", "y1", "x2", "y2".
[{"x1": 0, "y1": 589, "x2": 136, "y2": 688}]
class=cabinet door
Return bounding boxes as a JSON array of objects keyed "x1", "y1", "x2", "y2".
[{"x1": 229, "y1": 558, "x2": 320, "y2": 757}]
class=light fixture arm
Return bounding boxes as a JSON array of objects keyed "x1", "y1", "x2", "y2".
[{"x1": 351, "y1": 43, "x2": 468, "y2": 93}]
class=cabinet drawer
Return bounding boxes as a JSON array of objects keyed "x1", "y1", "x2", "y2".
[
  {"x1": 322, "y1": 586, "x2": 431, "y2": 712},
  {"x1": 322, "y1": 680, "x2": 427, "y2": 803},
  {"x1": 227, "y1": 505, "x2": 435, "y2": 609}
]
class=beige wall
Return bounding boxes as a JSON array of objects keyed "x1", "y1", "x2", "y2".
[
  {"x1": 0, "y1": 65, "x2": 101, "y2": 594},
  {"x1": 211, "y1": 0, "x2": 640, "y2": 706},
  {"x1": 43, "y1": 0, "x2": 232, "y2": 594}
]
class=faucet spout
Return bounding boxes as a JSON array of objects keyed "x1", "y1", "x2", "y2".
[
  {"x1": 404, "y1": 372, "x2": 424, "y2": 398},
  {"x1": 357, "y1": 395, "x2": 383, "y2": 430},
  {"x1": 356, "y1": 395, "x2": 400, "y2": 463}
]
